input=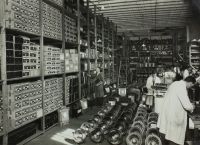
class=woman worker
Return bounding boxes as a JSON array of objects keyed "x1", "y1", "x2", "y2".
[
  {"x1": 157, "y1": 76, "x2": 196, "y2": 145},
  {"x1": 145, "y1": 69, "x2": 161, "y2": 108}
]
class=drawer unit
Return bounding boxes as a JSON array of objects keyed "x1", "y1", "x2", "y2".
[
  {"x1": 44, "y1": 78, "x2": 64, "y2": 115},
  {"x1": 7, "y1": 81, "x2": 43, "y2": 130}
]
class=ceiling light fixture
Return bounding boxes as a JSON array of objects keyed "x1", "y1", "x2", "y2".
[{"x1": 142, "y1": 43, "x2": 146, "y2": 47}]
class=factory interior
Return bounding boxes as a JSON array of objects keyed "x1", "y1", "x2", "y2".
[{"x1": 0, "y1": 0, "x2": 200, "y2": 145}]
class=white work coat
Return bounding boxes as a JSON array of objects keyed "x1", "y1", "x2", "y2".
[
  {"x1": 157, "y1": 80, "x2": 193, "y2": 145},
  {"x1": 146, "y1": 75, "x2": 161, "y2": 106}
]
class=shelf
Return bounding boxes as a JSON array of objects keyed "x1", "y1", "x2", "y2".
[
  {"x1": 16, "y1": 130, "x2": 43, "y2": 145},
  {"x1": 80, "y1": 44, "x2": 88, "y2": 47},
  {"x1": 81, "y1": 58, "x2": 96, "y2": 60},
  {"x1": 67, "y1": 99, "x2": 81, "y2": 106},
  {"x1": 6, "y1": 29, "x2": 41, "y2": 38},
  {"x1": 190, "y1": 45, "x2": 200, "y2": 48},
  {"x1": 81, "y1": 58, "x2": 88, "y2": 60},
  {"x1": 43, "y1": 0, "x2": 63, "y2": 11},
  {"x1": 191, "y1": 57, "x2": 200, "y2": 60},
  {"x1": 65, "y1": 10, "x2": 77, "y2": 19},
  {"x1": 43, "y1": 36, "x2": 62, "y2": 44},
  {"x1": 44, "y1": 73, "x2": 64, "y2": 77},
  {"x1": 155, "y1": 56, "x2": 172, "y2": 59},
  {"x1": 65, "y1": 41, "x2": 78, "y2": 46},
  {"x1": 191, "y1": 51, "x2": 200, "y2": 54},
  {"x1": 45, "y1": 123, "x2": 58, "y2": 132},
  {"x1": 135, "y1": 50, "x2": 172, "y2": 52},
  {"x1": 191, "y1": 63, "x2": 200, "y2": 65},
  {"x1": 65, "y1": 71, "x2": 79, "y2": 75},
  {"x1": 8, "y1": 117, "x2": 43, "y2": 133},
  {"x1": 6, "y1": 76, "x2": 41, "y2": 82},
  {"x1": 44, "y1": 109, "x2": 59, "y2": 116},
  {"x1": 137, "y1": 66, "x2": 156, "y2": 68}
]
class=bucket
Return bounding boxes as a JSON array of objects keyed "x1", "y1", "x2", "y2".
[
  {"x1": 58, "y1": 107, "x2": 69, "y2": 126},
  {"x1": 80, "y1": 99, "x2": 88, "y2": 110}
]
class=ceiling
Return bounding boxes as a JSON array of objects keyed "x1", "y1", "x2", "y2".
[{"x1": 89, "y1": 0, "x2": 193, "y2": 36}]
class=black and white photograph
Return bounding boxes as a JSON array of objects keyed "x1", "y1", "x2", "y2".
[{"x1": 0, "y1": 0, "x2": 200, "y2": 145}]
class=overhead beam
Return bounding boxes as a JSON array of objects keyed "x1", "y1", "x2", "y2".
[
  {"x1": 94, "y1": 1, "x2": 189, "y2": 10},
  {"x1": 89, "y1": 0, "x2": 189, "y2": 6},
  {"x1": 114, "y1": 22, "x2": 186, "y2": 27},
  {"x1": 103, "y1": 9, "x2": 191, "y2": 16},
  {"x1": 106, "y1": 14, "x2": 191, "y2": 19},
  {"x1": 97, "y1": 5, "x2": 190, "y2": 13}
]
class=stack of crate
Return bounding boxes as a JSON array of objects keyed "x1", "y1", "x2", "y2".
[
  {"x1": 65, "y1": 75, "x2": 79, "y2": 104},
  {"x1": 86, "y1": 49, "x2": 96, "y2": 59},
  {"x1": 65, "y1": 77, "x2": 70, "y2": 104},
  {"x1": 51, "y1": 47, "x2": 64, "y2": 74},
  {"x1": 43, "y1": 2, "x2": 62, "y2": 40},
  {"x1": 65, "y1": 15, "x2": 77, "y2": 43},
  {"x1": 7, "y1": 81, "x2": 43, "y2": 130},
  {"x1": 44, "y1": 46, "x2": 64, "y2": 75},
  {"x1": 5, "y1": 0, "x2": 40, "y2": 35},
  {"x1": 6, "y1": 35, "x2": 41, "y2": 79},
  {"x1": 44, "y1": 78, "x2": 63, "y2": 115},
  {"x1": 6, "y1": 35, "x2": 23, "y2": 79},
  {"x1": 65, "y1": 49, "x2": 79, "y2": 73},
  {"x1": 22, "y1": 37, "x2": 40, "y2": 77}
]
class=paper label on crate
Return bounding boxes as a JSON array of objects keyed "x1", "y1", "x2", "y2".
[
  {"x1": 37, "y1": 109, "x2": 43, "y2": 118},
  {"x1": 60, "y1": 53, "x2": 64, "y2": 60}
]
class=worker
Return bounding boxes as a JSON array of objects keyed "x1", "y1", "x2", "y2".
[
  {"x1": 157, "y1": 76, "x2": 196, "y2": 145},
  {"x1": 163, "y1": 65, "x2": 176, "y2": 85},
  {"x1": 94, "y1": 67, "x2": 104, "y2": 106},
  {"x1": 87, "y1": 68, "x2": 104, "y2": 106},
  {"x1": 145, "y1": 70, "x2": 161, "y2": 108}
]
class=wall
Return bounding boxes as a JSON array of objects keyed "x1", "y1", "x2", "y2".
[{"x1": 188, "y1": 0, "x2": 200, "y2": 40}]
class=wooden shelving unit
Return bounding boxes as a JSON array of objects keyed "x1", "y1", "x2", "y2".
[
  {"x1": 128, "y1": 36, "x2": 173, "y2": 83},
  {"x1": 0, "y1": 0, "x2": 117, "y2": 144}
]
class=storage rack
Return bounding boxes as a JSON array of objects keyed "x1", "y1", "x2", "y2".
[
  {"x1": 104, "y1": 19, "x2": 115, "y2": 83},
  {"x1": 128, "y1": 36, "x2": 173, "y2": 83},
  {"x1": 0, "y1": 0, "x2": 117, "y2": 144},
  {"x1": 189, "y1": 40, "x2": 200, "y2": 70}
]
